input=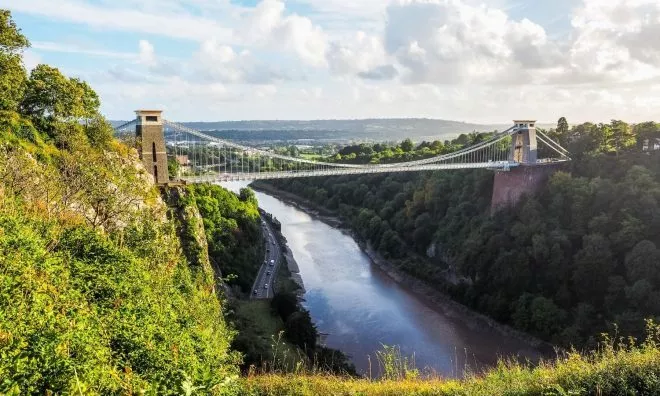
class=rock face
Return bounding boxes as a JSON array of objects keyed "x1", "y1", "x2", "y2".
[
  {"x1": 162, "y1": 186, "x2": 216, "y2": 282},
  {"x1": 491, "y1": 163, "x2": 566, "y2": 213}
]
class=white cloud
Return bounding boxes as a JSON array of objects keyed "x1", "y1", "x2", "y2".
[
  {"x1": 6, "y1": 0, "x2": 234, "y2": 42},
  {"x1": 383, "y1": 0, "x2": 562, "y2": 84},
  {"x1": 566, "y1": 0, "x2": 660, "y2": 84},
  {"x1": 326, "y1": 31, "x2": 388, "y2": 76},
  {"x1": 11, "y1": 0, "x2": 660, "y2": 123},
  {"x1": 240, "y1": 0, "x2": 328, "y2": 67},
  {"x1": 32, "y1": 41, "x2": 137, "y2": 59},
  {"x1": 138, "y1": 40, "x2": 156, "y2": 66}
]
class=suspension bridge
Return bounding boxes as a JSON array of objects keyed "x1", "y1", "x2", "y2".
[{"x1": 114, "y1": 110, "x2": 570, "y2": 186}]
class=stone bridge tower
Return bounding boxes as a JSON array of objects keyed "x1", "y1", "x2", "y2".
[
  {"x1": 509, "y1": 120, "x2": 538, "y2": 164},
  {"x1": 491, "y1": 120, "x2": 563, "y2": 212},
  {"x1": 135, "y1": 110, "x2": 169, "y2": 184}
]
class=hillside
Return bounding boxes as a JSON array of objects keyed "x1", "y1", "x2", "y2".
[
  {"x1": 112, "y1": 119, "x2": 515, "y2": 143},
  {"x1": 0, "y1": 11, "x2": 243, "y2": 393}
]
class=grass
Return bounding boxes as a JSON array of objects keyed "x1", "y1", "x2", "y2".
[{"x1": 240, "y1": 322, "x2": 660, "y2": 395}]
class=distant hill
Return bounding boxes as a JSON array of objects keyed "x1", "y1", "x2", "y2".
[{"x1": 111, "y1": 118, "x2": 555, "y2": 143}]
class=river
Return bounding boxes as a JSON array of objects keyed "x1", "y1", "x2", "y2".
[{"x1": 222, "y1": 181, "x2": 542, "y2": 378}]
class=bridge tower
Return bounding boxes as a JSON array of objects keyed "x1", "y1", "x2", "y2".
[
  {"x1": 135, "y1": 110, "x2": 169, "y2": 184},
  {"x1": 491, "y1": 119, "x2": 563, "y2": 212},
  {"x1": 509, "y1": 120, "x2": 537, "y2": 163}
]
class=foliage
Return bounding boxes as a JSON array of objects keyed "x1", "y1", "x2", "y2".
[
  {"x1": 271, "y1": 291, "x2": 299, "y2": 321},
  {"x1": 0, "y1": 11, "x2": 243, "y2": 393},
  {"x1": 0, "y1": 10, "x2": 29, "y2": 112},
  {"x1": 284, "y1": 311, "x2": 317, "y2": 354},
  {"x1": 168, "y1": 155, "x2": 180, "y2": 179},
  {"x1": 326, "y1": 133, "x2": 491, "y2": 165},
  {"x1": 186, "y1": 184, "x2": 262, "y2": 293}
]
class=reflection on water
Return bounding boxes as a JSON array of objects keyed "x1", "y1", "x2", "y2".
[{"x1": 222, "y1": 181, "x2": 541, "y2": 377}]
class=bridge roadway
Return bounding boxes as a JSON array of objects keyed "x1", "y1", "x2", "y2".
[
  {"x1": 183, "y1": 161, "x2": 518, "y2": 183},
  {"x1": 250, "y1": 215, "x2": 282, "y2": 299}
]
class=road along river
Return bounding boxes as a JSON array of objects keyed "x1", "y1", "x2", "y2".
[{"x1": 222, "y1": 181, "x2": 543, "y2": 378}]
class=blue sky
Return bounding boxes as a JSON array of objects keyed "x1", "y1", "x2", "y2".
[{"x1": 6, "y1": 0, "x2": 660, "y2": 123}]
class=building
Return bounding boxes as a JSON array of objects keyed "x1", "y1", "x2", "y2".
[
  {"x1": 642, "y1": 138, "x2": 660, "y2": 151},
  {"x1": 176, "y1": 155, "x2": 190, "y2": 166}
]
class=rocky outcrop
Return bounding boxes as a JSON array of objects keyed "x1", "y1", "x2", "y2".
[{"x1": 162, "y1": 186, "x2": 217, "y2": 283}]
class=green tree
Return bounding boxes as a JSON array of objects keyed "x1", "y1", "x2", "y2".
[
  {"x1": 21, "y1": 65, "x2": 99, "y2": 122},
  {"x1": 84, "y1": 115, "x2": 113, "y2": 148},
  {"x1": 168, "y1": 156, "x2": 180, "y2": 179},
  {"x1": 284, "y1": 311, "x2": 317, "y2": 353},
  {"x1": 0, "y1": 10, "x2": 30, "y2": 112},
  {"x1": 400, "y1": 138, "x2": 414, "y2": 152},
  {"x1": 271, "y1": 291, "x2": 298, "y2": 321},
  {"x1": 611, "y1": 120, "x2": 635, "y2": 154},
  {"x1": 625, "y1": 240, "x2": 660, "y2": 285},
  {"x1": 572, "y1": 234, "x2": 615, "y2": 307},
  {"x1": 557, "y1": 117, "x2": 569, "y2": 136}
]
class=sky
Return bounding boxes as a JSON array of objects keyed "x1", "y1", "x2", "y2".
[{"x1": 6, "y1": 0, "x2": 660, "y2": 123}]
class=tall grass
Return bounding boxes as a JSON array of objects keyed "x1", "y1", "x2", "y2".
[{"x1": 242, "y1": 320, "x2": 660, "y2": 395}]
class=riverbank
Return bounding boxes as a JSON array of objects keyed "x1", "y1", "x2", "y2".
[
  {"x1": 250, "y1": 181, "x2": 554, "y2": 355},
  {"x1": 260, "y1": 209, "x2": 306, "y2": 295}
]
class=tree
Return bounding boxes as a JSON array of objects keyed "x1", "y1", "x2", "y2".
[
  {"x1": 400, "y1": 138, "x2": 414, "y2": 152},
  {"x1": 271, "y1": 291, "x2": 298, "y2": 321},
  {"x1": 529, "y1": 296, "x2": 566, "y2": 339},
  {"x1": 284, "y1": 311, "x2": 317, "y2": 353},
  {"x1": 572, "y1": 234, "x2": 615, "y2": 306},
  {"x1": 21, "y1": 65, "x2": 100, "y2": 128},
  {"x1": 0, "y1": 10, "x2": 30, "y2": 52},
  {"x1": 0, "y1": 10, "x2": 30, "y2": 112},
  {"x1": 168, "y1": 156, "x2": 180, "y2": 179},
  {"x1": 625, "y1": 240, "x2": 660, "y2": 286},
  {"x1": 610, "y1": 120, "x2": 635, "y2": 154},
  {"x1": 239, "y1": 187, "x2": 258, "y2": 205},
  {"x1": 84, "y1": 115, "x2": 113, "y2": 148},
  {"x1": 557, "y1": 117, "x2": 569, "y2": 136}
]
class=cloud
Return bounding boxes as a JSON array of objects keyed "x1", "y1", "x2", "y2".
[
  {"x1": 565, "y1": 0, "x2": 660, "y2": 84},
  {"x1": 383, "y1": 0, "x2": 562, "y2": 85},
  {"x1": 358, "y1": 65, "x2": 398, "y2": 80},
  {"x1": 326, "y1": 31, "x2": 387, "y2": 76},
  {"x1": 31, "y1": 41, "x2": 137, "y2": 59},
  {"x1": 192, "y1": 38, "x2": 299, "y2": 84},
  {"x1": 138, "y1": 40, "x2": 156, "y2": 66},
  {"x1": 240, "y1": 0, "x2": 328, "y2": 67},
  {"x1": 9, "y1": 0, "x2": 327, "y2": 67},
  {"x1": 12, "y1": 0, "x2": 660, "y2": 123},
  {"x1": 6, "y1": 0, "x2": 234, "y2": 42}
]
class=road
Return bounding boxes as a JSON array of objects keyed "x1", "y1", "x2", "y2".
[{"x1": 250, "y1": 215, "x2": 282, "y2": 299}]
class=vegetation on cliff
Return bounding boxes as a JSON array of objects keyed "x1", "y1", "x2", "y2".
[
  {"x1": 184, "y1": 184, "x2": 263, "y2": 293},
  {"x1": 266, "y1": 119, "x2": 660, "y2": 348},
  {"x1": 0, "y1": 11, "x2": 240, "y2": 393}
]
